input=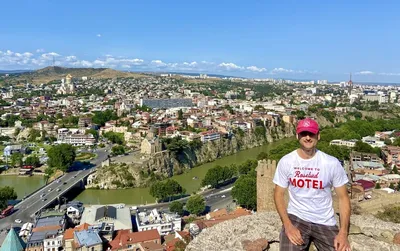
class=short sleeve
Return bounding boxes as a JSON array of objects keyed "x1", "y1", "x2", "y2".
[
  {"x1": 273, "y1": 159, "x2": 290, "y2": 188},
  {"x1": 332, "y1": 160, "x2": 349, "y2": 188}
]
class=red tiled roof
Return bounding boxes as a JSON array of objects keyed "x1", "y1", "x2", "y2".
[
  {"x1": 355, "y1": 180, "x2": 375, "y2": 190},
  {"x1": 109, "y1": 229, "x2": 161, "y2": 250}
]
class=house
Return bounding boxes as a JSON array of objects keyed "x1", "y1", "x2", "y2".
[
  {"x1": 352, "y1": 161, "x2": 387, "y2": 176},
  {"x1": 26, "y1": 215, "x2": 67, "y2": 251},
  {"x1": 199, "y1": 131, "x2": 220, "y2": 143},
  {"x1": 108, "y1": 229, "x2": 161, "y2": 250},
  {"x1": 381, "y1": 145, "x2": 400, "y2": 167},
  {"x1": 136, "y1": 209, "x2": 181, "y2": 235},
  {"x1": 74, "y1": 230, "x2": 103, "y2": 251},
  {"x1": 351, "y1": 180, "x2": 375, "y2": 201},
  {"x1": 66, "y1": 202, "x2": 84, "y2": 218},
  {"x1": 330, "y1": 139, "x2": 357, "y2": 148},
  {"x1": 350, "y1": 152, "x2": 381, "y2": 163},
  {"x1": 80, "y1": 205, "x2": 132, "y2": 231},
  {"x1": 379, "y1": 174, "x2": 400, "y2": 187}
]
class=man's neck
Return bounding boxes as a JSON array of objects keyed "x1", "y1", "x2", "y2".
[{"x1": 297, "y1": 148, "x2": 317, "y2": 159}]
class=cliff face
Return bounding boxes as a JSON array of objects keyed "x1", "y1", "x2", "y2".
[
  {"x1": 89, "y1": 124, "x2": 295, "y2": 189},
  {"x1": 186, "y1": 212, "x2": 400, "y2": 251}
]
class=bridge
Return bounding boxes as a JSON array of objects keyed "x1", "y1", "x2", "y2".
[{"x1": 0, "y1": 149, "x2": 109, "y2": 231}]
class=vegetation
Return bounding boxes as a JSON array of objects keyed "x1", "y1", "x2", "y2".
[
  {"x1": 169, "y1": 201, "x2": 184, "y2": 216},
  {"x1": 47, "y1": 144, "x2": 76, "y2": 172},
  {"x1": 92, "y1": 110, "x2": 118, "y2": 126},
  {"x1": 231, "y1": 173, "x2": 257, "y2": 210},
  {"x1": 25, "y1": 155, "x2": 40, "y2": 167},
  {"x1": 103, "y1": 132, "x2": 125, "y2": 145},
  {"x1": 10, "y1": 153, "x2": 23, "y2": 167},
  {"x1": 185, "y1": 194, "x2": 206, "y2": 215},
  {"x1": 376, "y1": 206, "x2": 400, "y2": 223},
  {"x1": 201, "y1": 165, "x2": 235, "y2": 188},
  {"x1": 112, "y1": 145, "x2": 125, "y2": 155},
  {"x1": 149, "y1": 179, "x2": 185, "y2": 202},
  {"x1": 0, "y1": 186, "x2": 17, "y2": 210}
]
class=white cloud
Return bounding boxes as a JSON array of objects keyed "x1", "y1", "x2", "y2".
[
  {"x1": 151, "y1": 60, "x2": 167, "y2": 67},
  {"x1": 41, "y1": 52, "x2": 61, "y2": 60},
  {"x1": 36, "y1": 49, "x2": 45, "y2": 53},
  {"x1": 65, "y1": 55, "x2": 77, "y2": 62},
  {"x1": 355, "y1": 71, "x2": 374, "y2": 75},
  {"x1": 71, "y1": 60, "x2": 93, "y2": 67},
  {"x1": 5, "y1": 50, "x2": 14, "y2": 56},
  {"x1": 183, "y1": 61, "x2": 198, "y2": 67},
  {"x1": 121, "y1": 64, "x2": 131, "y2": 69},
  {"x1": 97, "y1": 34, "x2": 102, "y2": 37},
  {"x1": 218, "y1": 62, "x2": 243, "y2": 70},
  {"x1": 247, "y1": 66, "x2": 267, "y2": 72},
  {"x1": 271, "y1": 67, "x2": 295, "y2": 73}
]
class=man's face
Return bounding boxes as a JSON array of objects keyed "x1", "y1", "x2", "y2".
[{"x1": 297, "y1": 131, "x2": 320, "y2": 150}]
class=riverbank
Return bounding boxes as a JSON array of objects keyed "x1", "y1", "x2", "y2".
[{"x1": 75, "y1": 137, "x2": 296, "y2": 204}]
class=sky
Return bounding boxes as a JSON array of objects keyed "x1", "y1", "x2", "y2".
[{"x1": 1, "y1": 0, "x2": 400, "y2": 82}]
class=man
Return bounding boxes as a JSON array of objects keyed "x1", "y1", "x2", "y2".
[{"x1": 273, "y1": 118, "x2": 351, "y2": 251}]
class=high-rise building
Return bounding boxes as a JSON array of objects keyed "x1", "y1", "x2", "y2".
[{"x1": 347, "y1": 73, "x2": 353, "y2": 95}]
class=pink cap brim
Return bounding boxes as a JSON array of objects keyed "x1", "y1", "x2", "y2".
[{"x1": 296, "y1": 128, "x2": 319, "y2": 135}]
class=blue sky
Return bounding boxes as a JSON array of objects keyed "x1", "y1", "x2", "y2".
[{"x1": 1, "y1": 0, "x2": 400, "y2": 82}]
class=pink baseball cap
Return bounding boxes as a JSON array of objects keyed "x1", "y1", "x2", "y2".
[{"x1": 296, "y1": 118, "x2": 319, "y2": 135}]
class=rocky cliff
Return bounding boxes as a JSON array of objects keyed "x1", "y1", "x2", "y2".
[
  {"x1": 186, "y1": 212, "x2": 400, "y2": 251},
  {"x1": 89, "y1": 123, "x2": 295, "y2": 189}
]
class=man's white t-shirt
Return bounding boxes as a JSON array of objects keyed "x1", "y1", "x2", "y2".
[{"x1": 273, "y1": 149, "x2": 348, "y2": 226}]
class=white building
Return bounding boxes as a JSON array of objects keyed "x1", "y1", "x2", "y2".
[
  {"x1": 200, "y1": 131, "x2": 220, "y2": 142},
  {"x1": 136, "y1": 208, "x2": 181, "y2": 235},
  {"x1": 57, "y1": 128, "x2": 95, "y2": 146},
  {"x1": 43, "y1": 234, "x2": 63, "y2": 251},
  {"x1": 57, "y1": 74, "x2": 75, "y2": 95},
  {"x1": 329, "y1": 139, "x2": 357, "y2": 148},
  {"x1": 362, "y1": 136, "x2": 386, "y2": 148}
]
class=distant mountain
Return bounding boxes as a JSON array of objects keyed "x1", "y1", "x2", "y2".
[
  {"x1": 10, "y1": 66, "x2": 148, "y2": 84},
  {"x1": 0, "y1": 69, "x2": 32, "y2": 74}
]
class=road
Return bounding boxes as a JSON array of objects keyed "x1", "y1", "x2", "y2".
[
  {"x1": 0, "y1": 148, "x2": 109, "y2": 231},
  {"x1": 137, "y1": 184, "x2": 235, "y2": 213}
]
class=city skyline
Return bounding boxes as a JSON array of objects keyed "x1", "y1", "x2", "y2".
[{"x1": 1, "y1": 0, "x2": 400, "y2": 82}]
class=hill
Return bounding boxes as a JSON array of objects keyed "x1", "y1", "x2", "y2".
[{"x1": 11, "y1": 66, "x2": 148, "y2": 84}]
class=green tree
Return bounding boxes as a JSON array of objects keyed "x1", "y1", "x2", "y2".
[
  {"x1": 232, "y1": 175, "x2": 257, "y2": 210},
  {"x1": 112, "y1": 145, "x2": 125, "y2": 155},
  {"x1": 92, "y1": 110, "x2": 118, "y2": 126},
  {"x1": 397, "y1": 182, "x2": 400, "y2": 191},
  {"x1": 185, "y1": 194, "x2": 206, "y2": 216},
  {"x1": 10, "y1": 153, "x2": 23, "y2": 167},
  {"x1": 0, "y1": 186, "x2": 17, "y2": 210},
  {"x1": 256, "y1": 152, "x2": 269, "y2": 161},
  {"x1": 178, "y1": 109, "x2": 183, "y2": 120},
  {"x1": 47, "y1": 144, "x2": 76, "y2": 172},
  {"x1": 393, "y1": 166, "x2": 399, "y2": 174},
  {"x1": 28, "y1": 129, "x2": 41, "y2": 142},
  {"x1": 169, "y1": 201, "x2": 184, "y2": 216},
  {"x1": 150, "y1": 179, "x2": 184, "y2": 201},
  {"x1": 201, "y1": 166, "x2": 222, "y2": 188},
  {"x1": 25, "y1": 155, "x2": 40, "y2": 167},
  {"x1": 375, "y1": 183, "x2": 381, "y2": 189},
  {"x1": 103, "y1": 132, "x2": 125, "y2": 145},
  {"x1": 389, "y1": 183, "x2": 395, "y2": 190},
  {"x1": 86, "y1": 129, "x2": 99, "y2": 140}
]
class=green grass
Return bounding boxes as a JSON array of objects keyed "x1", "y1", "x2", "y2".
[{"x1": 76, "y1": 152, "x2": 96, "y2": 161}]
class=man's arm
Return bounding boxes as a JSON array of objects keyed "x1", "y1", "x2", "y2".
[
  {"x1": 274, "y1": 184, "x2": 304, "y2": 246},
  {"x1": 334, "y1": 185, "x2": 351, "y2": 251}
]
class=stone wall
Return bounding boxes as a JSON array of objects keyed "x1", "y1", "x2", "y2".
[{"x1": 186, "y1": 212, "x2": 400, "y2": 251}]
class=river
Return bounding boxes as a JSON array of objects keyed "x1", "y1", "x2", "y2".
[{"x1": 0, "y1": 137, "x2": 295, "y2": 205}]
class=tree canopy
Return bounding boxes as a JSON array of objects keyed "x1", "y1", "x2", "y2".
[
  {"x1": 185, "y1": 194, "x2": 206, "y2": 216},
  {"x1": 201, "y1": 165, "x2": 235, "y2": 188},
  {"x1": 47, "y1": 144, "x2": 76, "y2": 172},
  {"x1": 149, "y1": 179, "x2": 184, "y2": 201},
  {"x1": 169, "y1": 201, "x2": 184, "y2": 216},
  {"x1": 0, "y1": 186, "x2": 17, "y2": 210},
  {"x1": 232, "y1": 174, "x2": 257, "y2": 210}
]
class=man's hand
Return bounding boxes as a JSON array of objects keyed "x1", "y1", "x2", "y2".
[
  {"x1": 334, "y1": 232, "x2": 351, "y2": 251},
  {"x1": 284, "y1": 223, "x2": 304, "y2": 246}
]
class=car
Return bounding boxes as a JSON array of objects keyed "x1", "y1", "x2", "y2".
[
  {"x1": 63, "y1": 182, "x2": 67, "y2": 185},
  {"x1": 56, "y1": 188, "x2": 61, "y2": 192},
  {"x1": 56, "y1": 180, "x2": 61, "y2": 183},
  {"x1": 40, "y1": 193, "x2": 45, "y2": 198},
  {"x1": 48, "y1": 188, "x2": 53, "y2": 192},
  {"x1": 42, "y1": 198, "x2": 47, "y2": 201},
  {"x1": 14, "y1": 219, "x2": 22, "y2": 224},
  {"x1": 221, "y1": 195, "x2": 226, "y2": 198},
  {"x1": 73, "y1": 175, "x2": 77, "y2": 178}
]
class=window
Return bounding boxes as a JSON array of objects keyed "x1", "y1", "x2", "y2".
[{"x1": 91, "y1": 247, "x2": 94, "y2": 251}]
